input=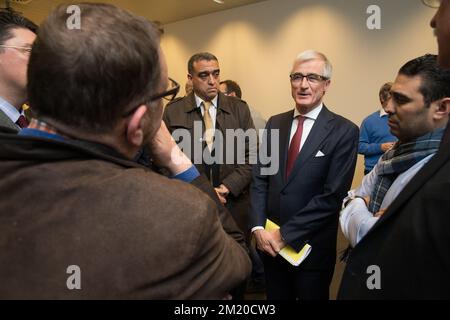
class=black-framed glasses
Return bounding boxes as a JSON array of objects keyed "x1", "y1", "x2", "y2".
[
  {"x1": 122, "y1": 78, "x2": 180, "y2": 117},
  {"x1": 149, "y1": 77, "x2": 180, "y2": 102},
  {"x1": 0, "y1": 45, "x2": 32, "y2": 55},
  {"x1": 422, "y1": 0, "x2": 441, "y2": 8},
  {"x1": 290, "y1": 72, "x2": 329, "y2": 84}
]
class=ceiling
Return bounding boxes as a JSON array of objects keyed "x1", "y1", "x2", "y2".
[{"x1": 4, "y1": 0, "x2": 267, "y2": 24}]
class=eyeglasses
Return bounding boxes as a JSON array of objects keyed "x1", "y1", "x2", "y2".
[
  {"x1": 149, "y1": 77, "x2": 180, "y2": 102},
  {"x1": 422, "y1": 0, "x2": 441, "y2": 8},
  {"x1": 122, "y1": 78, "x2": 180, "y2": 117},
  {"x1": 0, "y1": 45, "x2": 32, "y2": 55},
  {"x1": 290, "y1": 72, "x2": 329, "y2": 84}
]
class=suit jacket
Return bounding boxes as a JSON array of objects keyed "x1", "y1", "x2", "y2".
[
  {"x1": 163, "y1": 92, "x2": 256, "y2": 232},
  {"x1": 338, "y1": 140, "x2": 450, "y2": 299},
  {"x1": 0, "y1": 108, "x2": 19, "y2": 132},
  {"x1": 0, "y1": 129, "x2": 251, "y2": 299},
  {"x1": 250, "y1": 106, "x2": 359, "y2": 270}
]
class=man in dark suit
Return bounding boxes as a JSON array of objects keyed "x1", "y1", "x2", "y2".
[
  {"x1": 0, "y1": 11, "x2": 37, "y2": 131},
  {"x1": 338, "y1": 0, "x2": 450, "y2": 299},
  {"x1": 250, "y1": 50, "x2": 359, "y2": 300},
  {"x1": 163, "y1": 52, "x2": 256, "y2": 236}
]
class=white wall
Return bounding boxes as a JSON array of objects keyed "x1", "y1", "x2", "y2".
[{"x1": 161, "y1": 0, "x2": 438, "y2": 184}]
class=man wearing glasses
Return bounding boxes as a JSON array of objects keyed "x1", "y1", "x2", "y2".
[
  {"x1": 250, "y1": 50, "x2": 359, "y2": 300},
  {"x1": 0, "y1": 4, "x2": 250, "y2": 299},
  {"x1": 0, "y1": 11, "x2": 37, "y2": 131},
  {"x1": 338, "y1": 0, "x2": 450, "y2": 299}
]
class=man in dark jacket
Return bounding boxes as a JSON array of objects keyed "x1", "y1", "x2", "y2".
[
  {"x1": 250, "y1": 50, "x2": 359, "y2": 300},
  {"x1": 163, "y1": 53, "x2": 256, "y2": 236}
]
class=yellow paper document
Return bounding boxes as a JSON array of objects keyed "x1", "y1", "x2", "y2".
[{"x1": 265, "y1": 219, "x2": 312, "y2": 267}]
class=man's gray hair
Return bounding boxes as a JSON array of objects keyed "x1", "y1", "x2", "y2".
[{"x1": 293, "y1": 50, "x2": 333, "y2": 79}]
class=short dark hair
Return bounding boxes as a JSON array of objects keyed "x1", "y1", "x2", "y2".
[
  {"x1": 27, "y1": 3, "x2": 162, "y2": 133},
  {"x1": 220, "y1": 80, "x2": 242, "y2": 98},
  {"x1": 0, "y1": 11, "x2": 37, "y2": 49},
  {"x1": 379, "y1": 82, "x2": 393, "y2": 103},
  {"x1": 188, "y1": 52, "x2": 218, "y2": 75},
  {"x1": 398, "y1": 54, "x2": 450, "y2": 107}
]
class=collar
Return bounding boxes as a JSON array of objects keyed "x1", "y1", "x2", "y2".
[
  {"x1": 380, "y1": 109, "x2": 388, "y2": 117},
  {"x1": 0, "y1": 96, "x2": 23, "y2": 123},
  {"x1": 293, "y1": 103, "x2": 323, "y2": 120},
  {"x1": 195, "y1": 94, "x2": 218, "y2": 109},
  {"x1": 18, "y1": 119, "x2": 131, "y2": 161}
]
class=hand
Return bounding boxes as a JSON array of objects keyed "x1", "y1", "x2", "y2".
[
  {"x1": 381, "y1": 142, "x2": 395, "y2": 152},
  {"x1": 214, "y1": 184, "x2": 230, "y2": 204},
  {"x1": 148, "y1": 121, "x2": 192, "y2": 175},
  {"x1": 254, "y1": 229, "x2": 277, "y2": 257},
  {"x1": 374, "y1": 208, "x2": 386, "y2": 218},
  {"x1": 269, "y1": 229, "x2": 286, "y2": 252}
]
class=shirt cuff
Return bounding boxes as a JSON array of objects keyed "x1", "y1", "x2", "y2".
[
  {"x1": 251, "y1": 226, "x2": 264, "y2": 233},
  {"x1": 339, "y1": 198, "x2": 372, "y2": 247},
  {"x1": 172, "y1": 165, "x2": 200, "y2": 183}
]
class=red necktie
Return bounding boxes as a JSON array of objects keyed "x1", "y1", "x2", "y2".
[
  {"x1": 16, "y1": 115, "x2": 29, "y2": 129},
  {"x1": 286, "y1": 116, "x2": 305, "y2": 178}
]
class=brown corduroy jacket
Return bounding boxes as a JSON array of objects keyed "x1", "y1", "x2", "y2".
[{"x1": 0, "y1": 130, "x2": 251, "y2": 299}]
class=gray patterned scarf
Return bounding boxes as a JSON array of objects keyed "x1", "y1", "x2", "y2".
[{"x1": 368, "y1": 128, "x2": 444, "y2": 213}]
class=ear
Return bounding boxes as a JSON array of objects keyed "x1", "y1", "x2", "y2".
[
  {"x1": 433, "y1": 98, "x2": 450, "y2": 120},
  {"x1": 187, "y1": 74, "x2": 193, "y2": 80},
  {"x1": 323, "y1": 79, "x2": 331, "y2": 94},
  {"x1": 126, "y1": 105, "x2": 147, "y2": 147}
]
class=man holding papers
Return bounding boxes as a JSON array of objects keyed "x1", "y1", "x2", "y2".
[{"x1": 249, "y1": 50, "x2": 358, "y2": 300}]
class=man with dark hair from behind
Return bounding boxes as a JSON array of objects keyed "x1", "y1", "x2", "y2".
[
  {"x1": 0, "y1": 3, "x2": 250, "y2": 299},
  {"x1": 220, "y1": 79, "x2": 267, "y2": 133},
  {"x1": 220, "y1": 80, "x2": 242, "y2": 99},
  {"x1": 0, "y1": 10, "x2": 37, "y2": 131}
]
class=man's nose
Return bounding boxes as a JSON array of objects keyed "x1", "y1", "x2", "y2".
[
  {"x1": 207, "y1": 74, "x2": 216, "y2": 84},
  {"x1": 300, "y1": 77, "x2": 310, "y2": 89},
  {"x1": 385, "y1": 97, "x2": 395, "y2": 114},
  {"x1": 430, "y1": 10, "x2": 437, "y2": 29}
]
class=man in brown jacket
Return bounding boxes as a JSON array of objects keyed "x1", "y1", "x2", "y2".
[
  {"x1": 0, "y1": 3, "x2": 250, "y2": 299},
  {"x1": 163, "y1": 53, "x2": 256, "y2": 236}
]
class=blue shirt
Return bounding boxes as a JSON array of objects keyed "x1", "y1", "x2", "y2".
[{"x1": 358, "y1": 110, "x2": 396, "y2": 171}]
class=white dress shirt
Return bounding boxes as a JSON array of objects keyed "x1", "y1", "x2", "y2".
[
  {"x1": 340, "y1": 154, "x2": 434, "y2": 247},
  {"x1": 289, "y1": 103, "x2": 323, "y2": 152}
]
